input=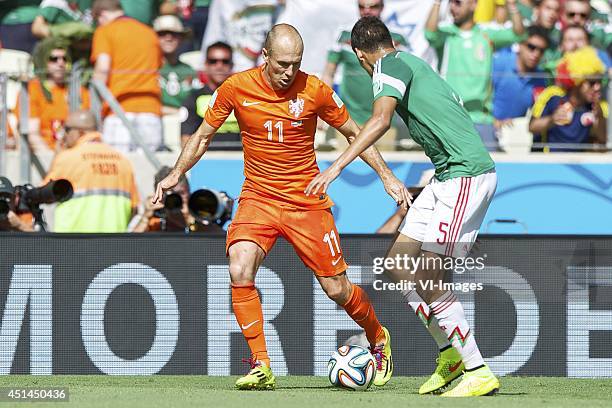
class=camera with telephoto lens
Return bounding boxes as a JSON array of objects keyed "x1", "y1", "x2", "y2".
[
  {"x1": 14, "y1": 179, "x2": 74, "y2": 212},
  {"x1": 153, "y1": 192, "x2": 184, "y2": 220},
  {"x1": 188, "y1": 188, "x2": 234, "y2": 227},
  {"x1": 0, "y1": 176, "x2": 73, "y2": 230},
  {"x1": 0, "y1": 177, "x2": 14, "y2": 219}
]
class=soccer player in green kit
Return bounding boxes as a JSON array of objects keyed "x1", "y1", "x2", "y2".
[{"x1": 306, "y1": 17, "x2": 499, "y2": 397}]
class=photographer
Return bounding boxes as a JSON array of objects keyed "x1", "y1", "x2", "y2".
[
  {"x1": 44, "y1": 110, "x2": 140, "y2": 232},
  {"x1": 134, "y1": 166, "x2": 229, "y2": 233},
  {"x1": 0, "y1": 177, "x2": 34, "y2": 232}
]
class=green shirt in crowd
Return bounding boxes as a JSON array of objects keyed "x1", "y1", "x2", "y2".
[
  {"x1": 0, "y1": 0, "x2": 41, "y2": 25},
  {"x1": 373, "y1": 51, "x2": 495, "y2": 181},
  {"x1": 160, "y1": 61, "x2": 196, "y2": 108},
  {"x1": 426, "y1": 23, "x2": 523, "y2": 125},
  {"x1": 327, "y1": 27, "x2": 407, "y2": 125},
  {"x1": 38, "y1": 0, "x2": 92, "y2": 25},
  {"x1": 121, "y1": 0, "x2": 162, "y2": 25}
]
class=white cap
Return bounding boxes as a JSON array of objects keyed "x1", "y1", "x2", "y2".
[{"x1": 153, "y1": 15, "x2": 189, "y2": 35}]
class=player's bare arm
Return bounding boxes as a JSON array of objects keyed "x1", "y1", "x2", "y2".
[
  {"x1": 152, "y1": 121, "x2": 218, "y2": 204},
  {"x1": 305, "y1": 96, "x2": 400, "y2": 196},
  {"x1": 336, "y1": 117, "x2": 410, "y2": 208}
]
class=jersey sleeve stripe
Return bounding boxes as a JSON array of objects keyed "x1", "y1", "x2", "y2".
[{"x1": 379, "y1": 73, "x2": 407, "y2": 98}]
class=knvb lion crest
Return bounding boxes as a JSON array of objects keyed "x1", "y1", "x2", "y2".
[{"x1": 289, "y1": 97, "x2": 304, "y2": 118}]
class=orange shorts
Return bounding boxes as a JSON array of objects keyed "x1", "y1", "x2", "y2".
[{"x1": 226, "y1": 198, "x2": 348, "y2": 277}]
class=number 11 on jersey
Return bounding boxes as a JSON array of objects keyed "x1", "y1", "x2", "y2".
[{"x1": 264, "y1": 120, "x2": 283, "y2": 142}]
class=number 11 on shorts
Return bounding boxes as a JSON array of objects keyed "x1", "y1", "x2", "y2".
[{"x1": 323, "y1": 230, "x2": 341, "y2": 257}]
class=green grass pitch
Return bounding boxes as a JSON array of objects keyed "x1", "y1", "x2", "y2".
[{"x1": 0, "y1": 376, "x2": 610, "y2": 407}]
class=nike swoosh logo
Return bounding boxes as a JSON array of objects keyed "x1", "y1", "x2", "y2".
[
  {"x1": 449, "y1": 361, "x2": 462, "y2": 372},
  {"x1": 332, "y1": 257, "x2": 342, "y2": 266},
  {"x1": 242, "y1": 100, "x2": 261, "y2": 106},
  {"x1": 241, "y1": 320, "x2": 259, "y2": 330}
]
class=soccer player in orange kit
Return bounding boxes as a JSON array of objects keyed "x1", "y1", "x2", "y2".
[{"x1": 153, "y1": 24, "x2": 411, "y2": 390}]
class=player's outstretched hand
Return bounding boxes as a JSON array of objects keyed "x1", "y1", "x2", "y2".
[
  {"x1": 152, "y1": 170, "x2": 181, "y2": 204},
  {"x1": 305, "y1": 164, "x2": 341, "y2": 196},
  {"x1": 382, "y1": 175, "x2": 412, "y2": 210}
]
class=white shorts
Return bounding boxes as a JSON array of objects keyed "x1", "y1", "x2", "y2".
[
  {"x1": 102, "y1": 113, "x2": 162, "y2": 153},
  {"x1": 399, "y1": 170, "x2": 497, "y2": 258}
]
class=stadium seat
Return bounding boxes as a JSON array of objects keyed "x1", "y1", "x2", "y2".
[
  {"x1": 0, "y1": 48, "x2": 32, "y2": 111},
  {"x1": 179, "y1": 51, "x2": 204, "y2": 72},
  {"x1": 498, "y1": 116, "x2": 532, "y2": 154}
]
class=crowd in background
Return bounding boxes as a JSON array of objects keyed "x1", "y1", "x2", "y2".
[
  {"x1": 0, "y1": 0, "x2": 610, "y2": 153},
  {"x1": 0, "y1": 0, "x2": 610, "y2": 233}
]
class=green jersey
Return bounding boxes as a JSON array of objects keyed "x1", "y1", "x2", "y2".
[
  {"x1": 39, "y1": 0, "x2": 92, "y2": 25},
  {"x1": 160, "y1": 61, "x2": 196, "y2": 108},
  {"x1": 426, "y1": 23, "x2": 523, "y2": 124},
  {"x1": 0, "y1": 0, "x2": 40, "y2": 25},
  {"x1": 373, "y1": 51, "x2": 495, "y2": 181},
  {"x1": 327, "y1": 27, "x2": 407, "y2": 125}
]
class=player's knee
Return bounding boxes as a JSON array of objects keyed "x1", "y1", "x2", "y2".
[{"x1": 228, "y1": 262, "x2": 255, "y2": 284}]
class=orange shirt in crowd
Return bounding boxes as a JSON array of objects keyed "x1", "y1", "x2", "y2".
[
  {"x1": 14, "y1": 79, "x2": 90, "y2": 149},
  {"x1": 204, "y1": 67, "x2": 349, "y2": 209},
  {"x1": 91, "y1": 16, "x2": 162, "y2": 116}
]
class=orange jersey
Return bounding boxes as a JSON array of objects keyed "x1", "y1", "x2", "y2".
[
  {"x1": 91, "y1": 16, "x2": 162, "y2": 116},
  {"x1": 204, "y1": 66, "x2": 349, "y2": 209}
]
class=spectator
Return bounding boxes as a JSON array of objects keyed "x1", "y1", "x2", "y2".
[
  {"x1": 44, "y1": 110, "x2": 140, "y2": 232},
  {"x1": 176, "y1": 0, "x2": 211, "y2": 52},
  {"x1": 529, "y1": 46, "x2": 607, "y2": 152},
  {"x1": 14, "y1": 37, "x2": 90, "y2": 151},
  {"x1": 0, "y1": 0, "x2": 40, "y2": 53},
  {"x1": 562, "y1": 0, "x2": 611, "y2": 51},
  {"x1": 474, "y1": 0, "x2": 507, "y2": 24},
  {"x1": 532, "y1": 0, "x2": 560, "y2": 34},
  {"x1": 321, "y1": 0, "x2": 407, "y2": 150},
  {"x1": 154, "y1": 14, "x2": 196, "y2": 115},
  {"x1": 180, "y1": 41, "x2": 240, "y2": 150},
  {"x1": 531, "y1": 0, "x2": 561, "y2": 66},
  {"x1": 91, "y1": 0, "x2": 163, "y2": 153},
  {"x1": 426, "y1": 0, "x2": 525, "y2": 151},
  {"x1": 493, "y1": 26, "x2": 549, "y2": 123},
  {"x1": 31, "y1": 0, "x2": 93, "y2": 39},
  {"x1": 542, "y1": 26, "x2": 611, "y2": 73},
  {"x1": 202, "y1": 0, "x2": 279, "y2": 72}
]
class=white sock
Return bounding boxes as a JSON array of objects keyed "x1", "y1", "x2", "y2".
[
  {"x1": 430, "y1": 290, "x2": 484, "y2": 370},
  {"x1": 402, "y1": 289, "x2": 450, "y2": 349}
]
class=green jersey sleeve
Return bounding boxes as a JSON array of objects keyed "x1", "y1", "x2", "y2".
[
  {"x1": 425, "y1": 24, "x2": 455, "y2": 49},
  {"x1": 372, "y1": 53, "x2": 413, "y2": 102},
  {"x1": 482, "y1": 26, "x2": 524, "y2": 49}
]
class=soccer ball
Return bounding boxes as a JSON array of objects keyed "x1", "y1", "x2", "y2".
[{"x1": 327, "y1": 345, "x2": 376, "y2": 391}]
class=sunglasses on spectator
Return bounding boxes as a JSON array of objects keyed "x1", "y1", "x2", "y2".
[
  {"x1": 566, "y1": 12, "x2": 588, "y2": 19},
  {"x1": 49, "y1": 55, "x2": 67, "y2": 62},
  {"x1": 585, "y1": 78, "x2": 602, "y2": 86},
  {"x1": 358, "y1": 4, "x2": 383, "y2": 9},
  {"x1": 158, "y1": 31, "x2": 181, "y2": 37},
  {"x1": 206, "y1": 58, "x2": 232, "y2": 65},
  {"x1": 525, "y1": 43, "x2": 546, "y2": 53},
  {"x1": 450, "y1": 0, "x2": 463, "y2": 5}
]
